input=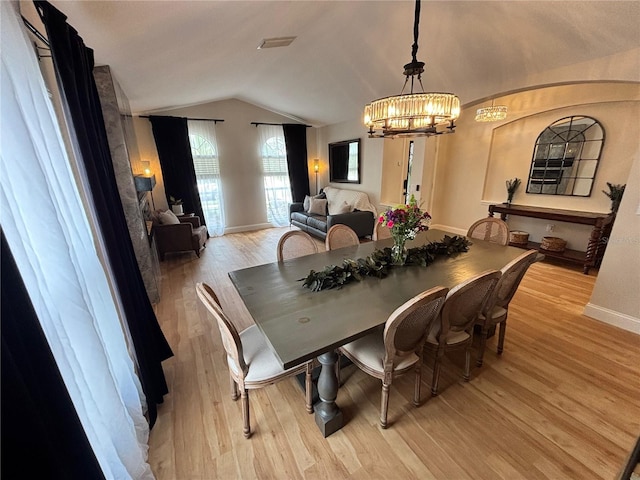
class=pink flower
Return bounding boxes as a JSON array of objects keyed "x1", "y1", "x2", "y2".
[
  {"x1": 378, "y1": 215, "x2": 384, "y2": 224},
  {"x1": 387, "y1": 221, "x2": 394, "y2": 228}
]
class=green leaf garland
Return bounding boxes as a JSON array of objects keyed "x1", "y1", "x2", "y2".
[{"x1": 301, "y1": 235, "x2": 472, "y2": 292}]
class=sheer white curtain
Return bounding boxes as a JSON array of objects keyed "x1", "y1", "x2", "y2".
[
  {"x1": 1, "y1": 4, "x2": 153, "y2": 479},
  {"x1": 187, "y1": 119, "x2": 225, "y2": 236},
  {"x1": 257, "y1": 124, "x2": 292, "y2": 226}
]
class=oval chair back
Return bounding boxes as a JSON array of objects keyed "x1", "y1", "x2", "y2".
[
  {"x1": 475, "y1": 249, "x2": 538, "y2": 367},
  {"x1": 426, "y1": 270, "x2": 501, "y2": 395},
  {"x1": 467, "y1": 218, "x2": 510, "y2": 246},
  {"x1": 325, "y1": 224, "x2": 360, "y2": 251},
  {"x1": 277, "y1": 230, "x2": 319, "y2": 261},
  {"x1": 196, "y1": 283, "x2": 247, "y2": 379},
  {"x1": 493, "y1": 249, "x2": 538, "y2": 309}
]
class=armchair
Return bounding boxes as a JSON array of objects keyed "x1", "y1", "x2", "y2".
[{"x1": 152, "y1": 212, "x2": 207, "y2": 260}]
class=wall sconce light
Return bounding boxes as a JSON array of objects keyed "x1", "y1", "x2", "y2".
[{"x1": 313, "y1": 158, "x2": 320, "y2": 194}]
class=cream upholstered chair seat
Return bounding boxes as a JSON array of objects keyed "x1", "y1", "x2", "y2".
[
  {"x1": 227, "y1": 325, "x2": 305, "y2": 383},
  {"x1": 339, "y1": 286, "x2": 448, "y2": 429},
  {"x1": 482, "y1": 306, "x2": 508, "y2": 322},
  {"x1": 340, "y1": 336, "x2": 420, "y2": 374},
  {"x1": 426, "y1": 329, "x2": 470, "y2": 346},
  {"x1": 196, "y1": 282, "x2": 314, "y2": 439}
]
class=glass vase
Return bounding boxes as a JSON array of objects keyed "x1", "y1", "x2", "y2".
[{"x1": 391, "y1": 235, "x2": 407, "y2": 266}]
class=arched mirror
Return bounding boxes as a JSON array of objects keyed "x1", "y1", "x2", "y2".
[{"x1": 526, "y1": 116, "x2": 604, "y2": 196}]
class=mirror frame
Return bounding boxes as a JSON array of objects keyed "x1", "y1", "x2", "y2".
[
  {"x1": 526, "y1": 115, "x2": 605, "y2": 197},
  {"x1": 329, "y1": 138, "x2": 361, "y2": 184}
]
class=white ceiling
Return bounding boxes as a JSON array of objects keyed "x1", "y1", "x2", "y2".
[{"x1": 49, "y1": 1, "x2": 639, "y2": 126}]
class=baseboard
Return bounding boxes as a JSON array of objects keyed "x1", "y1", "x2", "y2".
[
  {"x1": 431, "y1": 223, "x2": 467, "y2": 236},
  {"x1": 224, "y1": 223, "x2": 274, "y2": 235},
  {"x1": 584, "y1": 303, "x2": 640, "y2": 334}
]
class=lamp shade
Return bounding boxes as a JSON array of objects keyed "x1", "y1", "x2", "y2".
[{"x1": 134, "y1": 174, "x2": 156, "y2": 192}]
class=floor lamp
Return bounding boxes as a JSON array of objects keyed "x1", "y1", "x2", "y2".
[
  {"x1": 134, "y1": 173, "x2": 157, "y2": 210},
  {"x1": 313, "y1": 158, "x2": 319, "y2": 195}
]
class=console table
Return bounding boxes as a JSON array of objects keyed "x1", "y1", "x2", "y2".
[{"x1": 488, "y1": 204, "x2": 615, "y2": 274}]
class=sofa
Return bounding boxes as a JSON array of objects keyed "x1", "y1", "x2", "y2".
[
  {"x1": 289, "y1": 186, "x2": 377, "y2": 240},
  {"x1": 151, "y1": 210, "x2": 208, "y2": 260}
]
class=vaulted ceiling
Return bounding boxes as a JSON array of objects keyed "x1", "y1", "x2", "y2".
[{"x1": 48, "y1": 1, "x2": 639, "y2": 126}]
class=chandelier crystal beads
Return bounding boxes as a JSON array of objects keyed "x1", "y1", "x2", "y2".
[{"x1": 364, "y1": 0, "x2": 460, "y2": 138}]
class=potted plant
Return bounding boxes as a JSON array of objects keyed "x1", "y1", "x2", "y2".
[
  {"x1": 169, "y1": 196, "x2": 184, "y2": 215},
  {"x1": 505, "y1": 178, "x2": 521, "y2": 206},
  {"x1": 602, "y1": 183, "x2": 625, "y2": 214}
]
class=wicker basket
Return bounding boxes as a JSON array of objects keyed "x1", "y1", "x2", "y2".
[
  {"x1": 541, "y1": 236, "x2": 567, "y2": 252},
  {"x1": 510, "y1": 231, "x2": 529, "y2": 245}
]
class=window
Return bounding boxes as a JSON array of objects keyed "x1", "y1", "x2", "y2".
[
  {"x1": 258, "y1": 125, "x2": 291, "y2": 226},
  {"x1": 188, "y1": 120, "x2": 225, "y2": 235}
]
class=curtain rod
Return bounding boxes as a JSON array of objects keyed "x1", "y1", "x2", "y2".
[
  {"x1": 251, "y1": 122, "x2": 311, "y2": 128},
  {"x1": 140, "y1": 115, "x2": 224, "y2": 124},
  {"x1": 22, "y1": 16, "x2": 50, "y2": 48}
]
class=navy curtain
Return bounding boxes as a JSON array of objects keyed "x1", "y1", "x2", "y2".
[
  {"x1": 149, "y1": 116, "x2": 207, "y2": 226},
  {"x1": 36, "y1": 1, "x2": 173, "y2": 427},
  {"x1": 283, "y1": 123, "x2": 310, "y2": 202},
  {"x1": 1, "y1": 232, "x2": 105, "y2": 479}
]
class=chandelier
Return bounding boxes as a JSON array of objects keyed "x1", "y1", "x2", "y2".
[
  {"x1": 475, "y1": 100, "x2": 507, "y2": 122},
  {"x1": 364, "y1": 0, "x2": 460, "y2": 138}
]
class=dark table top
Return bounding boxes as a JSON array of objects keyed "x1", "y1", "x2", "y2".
[{"x1": 229, "y1": 229, "x2": 526, "y2": 369}]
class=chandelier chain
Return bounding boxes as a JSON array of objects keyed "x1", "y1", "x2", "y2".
[
  {"x1": 363, "y1": 0, "x2": 460, "y2": 138},
  {"x1": 411, "y1": 0, "x2": 421, "y2": 64}
]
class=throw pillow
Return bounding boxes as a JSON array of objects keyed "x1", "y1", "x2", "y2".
[
  {"x1": 158, "y1": 209, "x2": 181, "y2": 225},
  {"x1": 308, "y1": 198, "x2": 328, "y2": 216},
  {"x1": 304, "y1": 193, "x2": 326, "y2": 212},
  {"x1": 335, "y1": 201, "x2": 351, "y2": 215}
]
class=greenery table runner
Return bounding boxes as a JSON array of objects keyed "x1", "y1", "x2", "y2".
[{"x1": 301, "y1": 235, "x2": 471, "y2": 292}]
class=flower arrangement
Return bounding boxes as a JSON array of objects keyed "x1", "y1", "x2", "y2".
[
  {"x1": 505, "y1": 178, "x2": 521, "y2": 205},
  {"x1": 379, "y1": 195, "x2": 431, "y2": 264},
  {"x1": 602, "y1": 182, "x2": 625, "y2": 214}
]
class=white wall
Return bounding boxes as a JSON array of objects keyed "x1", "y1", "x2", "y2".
[
  {"x1": 317, "y1": 118, "x2": 384, "y2": 210},
  {"x1": 430, "y1": 82, "x2": 639, "y2": 246},
  {"x1": 133, "y1": 98, "x2": 318, "y2": 232},
  {"x1": 428, "y1": 81, "x2": 640, "y2": 334},
  {"x1": 585, "y1": 153, "x2": 640, "y2": 333}
]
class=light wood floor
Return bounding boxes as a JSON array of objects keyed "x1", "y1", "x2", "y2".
[{"x1": 148, "y1": 227, "x2": 640, "y2": 480}]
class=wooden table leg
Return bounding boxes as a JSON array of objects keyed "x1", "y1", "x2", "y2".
[{"x1": 314, "y1": 349, "x2": 343, "y2": 437}]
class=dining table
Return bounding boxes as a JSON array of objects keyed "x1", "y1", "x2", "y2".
[{"x1": 228, "y1": 228, "x2": 528, "y2": 437}]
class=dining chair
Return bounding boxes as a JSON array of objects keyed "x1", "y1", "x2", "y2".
[
  {"x1": 325, "y1": 224, "x2": 360, "y2": 251},
  {"x1": 195, "y1": 282, "x2": 314, "y2": 439},
  {"x1": 277, "y1": 230, "x2": 319, "y2": 262},
  {"x1": 475, "y1": 249, "x2": 538, "y2": 366},
  {"x1": 339, "y1": 286, "x2": 449, "y2": 428},
  {"x1": 467, "y1": 217, "x2": 510, "y2": 246},
  {"x1": 424, "y1": 270, "x2": 501, "y2": 395}
]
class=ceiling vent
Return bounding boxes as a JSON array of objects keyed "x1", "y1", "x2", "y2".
[{"x1": 257, "y1": 36, "x2": 296, "y2": 49}]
